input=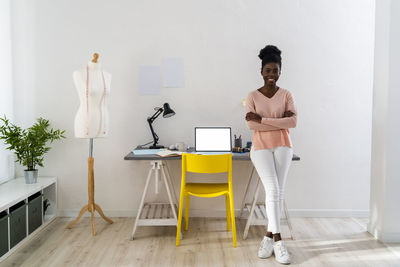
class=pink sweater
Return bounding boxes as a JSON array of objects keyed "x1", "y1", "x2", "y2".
[{"x1": 246, "y1": 88, "x2": 297, "y2": 150}]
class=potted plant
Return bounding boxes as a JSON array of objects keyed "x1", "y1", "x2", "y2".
[
  {"x1": 0, "y1": 116, "x2": 65, "y2": 184},
  {"x1": 43, "y1": 198, "x2": 50, "y2": 217}
]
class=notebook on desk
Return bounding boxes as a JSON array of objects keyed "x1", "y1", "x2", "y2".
[{"x1": 194, "y1": 127, "x2": 232, "y2": 153}]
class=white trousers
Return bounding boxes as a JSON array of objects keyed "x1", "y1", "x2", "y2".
[{"x1": 250, "y1": 146, "x2": 293, "y2": 234}]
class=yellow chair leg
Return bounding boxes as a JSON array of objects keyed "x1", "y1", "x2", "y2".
[
  {"x1": 184, "y1": 194, "x2": 190, "y2": 231},
  {"x1": 176, "y1": 190, "x2": 185, "y2": 246},
  {"x1": 229, "y1": 194, "x2": 237, "y2": 247},
  {"x1": 225, "y1": 195, "x2": 231, "y2": 231}
]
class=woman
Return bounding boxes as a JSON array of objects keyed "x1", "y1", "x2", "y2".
[{"x1": 245, "y1": 45, "x2": 297, "y2": 265}]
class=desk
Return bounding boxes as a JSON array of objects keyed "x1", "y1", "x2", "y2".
[{"x1": 124, "y1": 151, "x2": 300, "y2": 240}]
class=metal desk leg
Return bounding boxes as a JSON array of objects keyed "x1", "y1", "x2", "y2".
[
  {"x1": 239, "y1": 166, "x2": 255, "y2": 219},
  {"x1": 163, "y1": 161, "x2": 183, "y2": 239},
  {"x1": 243, "y1": 178, "x2": 260, "y2": 240},
  {"x1": 163, "y1": 161, "x2": 179, "y2": 213},
  {"x1": 283, "y1": 200, "x2": 294, "y2": 240},
  {"x1": 131, "y1": 165, "x2": 153, "y2": 240},
  {"x1": 160, "y1": 162, "x2": 178, "y2": 222}
]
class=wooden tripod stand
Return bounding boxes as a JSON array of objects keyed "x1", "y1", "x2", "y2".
[{"x1": 66, "y1": 139, "x2": 113, "y2": 235}]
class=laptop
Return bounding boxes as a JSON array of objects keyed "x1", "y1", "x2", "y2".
[{"x1": 194, "y1": 127, "x2": 232, "y2": 153}]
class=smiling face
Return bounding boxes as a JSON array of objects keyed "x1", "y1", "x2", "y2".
[{"x1": 261, "y1": 62, "x2": 281, "y2": 87}]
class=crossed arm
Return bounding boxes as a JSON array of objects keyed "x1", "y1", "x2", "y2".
[
  {"x1": 246, "y1": 111, "x2": 296, "y2": 130},
  {"x1": 245, "y1": 94, "x2": 297, "y2": 131}
]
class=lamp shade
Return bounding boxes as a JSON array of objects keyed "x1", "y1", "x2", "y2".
[{"x1": 162, "y1": 103, "x2": 175, "y2": 118}]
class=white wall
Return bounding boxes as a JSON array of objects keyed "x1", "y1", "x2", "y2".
[
  {"x1": 0, "y1": 0, "x2": 14, "y2": 184},
  {"x1": 368, "y1": 0, "x2": 400, "y2": 242},
  {"x1": 385, "y1": 0, "x2": 400, "y2": 240},
  {"x1": 10, "y1": 0, "x2": 375, "y2": 217}
]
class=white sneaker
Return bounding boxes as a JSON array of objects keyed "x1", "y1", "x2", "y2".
[
  {"x1": 273, "y1": 240, "x2": 291, "y2": 264},
  {"x1": 258, "y1": 236, "x2": 274, "y2": 258}
]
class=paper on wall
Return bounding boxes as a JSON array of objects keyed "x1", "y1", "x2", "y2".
[
  {"x1": 139, "y1": 66, "x2": 161, "y2": 95},
  {"x1": 162, "y1": 58, "x2": 184, "y2": 88}
]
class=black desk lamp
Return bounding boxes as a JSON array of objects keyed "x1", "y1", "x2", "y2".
[{"x1": 147, "y1": 103, "x2": 175, "y2": 149}]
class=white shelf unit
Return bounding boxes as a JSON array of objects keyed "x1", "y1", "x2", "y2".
[{"x1": 0, "y1": 177, "x2": 57, "y2": 262}]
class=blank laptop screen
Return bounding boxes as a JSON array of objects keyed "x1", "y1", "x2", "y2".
[{"x1": 195, "y1": 127, "x2": 232, "y2": 152}]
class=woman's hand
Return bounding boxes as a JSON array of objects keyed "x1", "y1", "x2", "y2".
[
  {"x1": 283, "y1": 110, "x2": 295, "y2": 117},
  {"x1": 246, "y1": 112, "x2": 262, "y2": 123}
]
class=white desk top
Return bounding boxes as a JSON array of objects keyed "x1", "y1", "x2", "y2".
[{"x1": 0, "y1": 177, "x2": 56, "y2": 211}]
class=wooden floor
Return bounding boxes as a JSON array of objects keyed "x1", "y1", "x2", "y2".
[{"x1": 1, "y1": 217, "x2": 400, "y2": 267}]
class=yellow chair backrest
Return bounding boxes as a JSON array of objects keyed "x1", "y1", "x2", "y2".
[{"x1": 182, "y1": 153, "x2": 232, "y2": 174}]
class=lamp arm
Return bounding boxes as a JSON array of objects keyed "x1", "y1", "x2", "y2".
[
  {"x1": 147, "y1": 108, "x2": 163, "y2": 147},
  {"x1": 148, "y1": 108, "x2": 163, "y2": 123},
  {"x1": 147, "y1": 119, "x2": 159, "y2": 146}
]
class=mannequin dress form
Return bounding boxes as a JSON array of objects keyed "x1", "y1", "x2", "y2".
[{"x1": 66, "y1": 53, "x2": 113, "y2": 235}]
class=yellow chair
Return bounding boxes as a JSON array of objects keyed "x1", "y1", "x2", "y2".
[{"x1": 176, "y1": 153, "x2": 237, "y2": 247}]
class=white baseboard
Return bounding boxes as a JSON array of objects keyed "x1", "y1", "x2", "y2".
[{"x1": 59, "y1": 208, "x2": 369, "y2": 218}]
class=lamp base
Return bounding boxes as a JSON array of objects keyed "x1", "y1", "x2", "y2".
[{"x1": 149, "y1": 145, "x2": 165, "y2": 149}]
